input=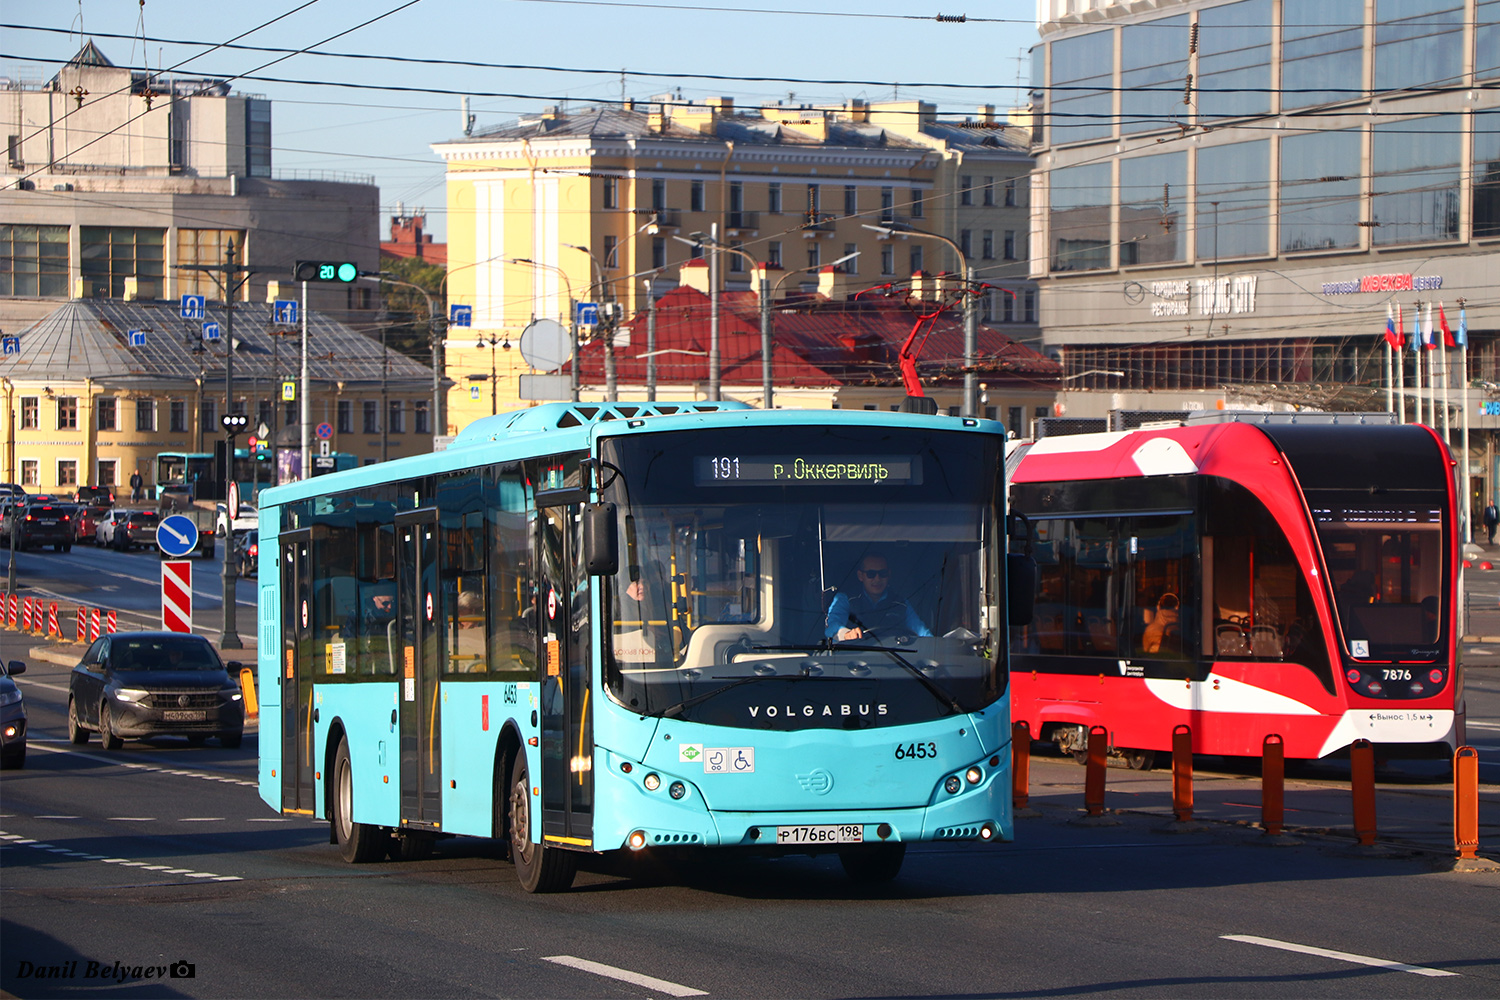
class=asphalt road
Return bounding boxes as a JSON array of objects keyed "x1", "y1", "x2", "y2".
[{"x1": 3, "y1": 624, "x2": 1499, "y2": 999}]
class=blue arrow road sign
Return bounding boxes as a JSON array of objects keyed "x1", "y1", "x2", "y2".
[
  {"x1": 202, "y1": 321, "x2": 221, "y2": 342},
  {"x1": 157, "y1": 514, "x2": 199, "y2": 557},
  {"x1": 273, "y1": 299, "x2": 299, "y2": 325},
  {"x1": 1, "y1": 336, "x2": 19, "y2": 355},
  {"x1": 450, "y1": 304, "x2": 473, "y2": 328},
  {"x1": 128, "y1": 329, "x2": 147, "y2": 347},
  {"x1": 576, "y1": 302, "x2": 599, "y2": 326},
  {"x1": 180, "y1": 294, "x2": 205, "y2": 320}
]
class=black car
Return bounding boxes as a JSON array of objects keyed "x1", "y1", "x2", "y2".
[
  {"x1": 1, "y1": 659, "x2": 26, "y2": 769},
  {"x1": 74, "y1": 486, "x2": 114, "y2": 507},
  {"x1": 16, "y1": 499, "x2": 75, "y2": 551},
  {"x1": 113, "y1": 509, "x2": 159, "y2": 551},
  {"x1": 68, "y1": 632, "x2": 245, "y2": 749},
  {"x1": 236, "y1": 529, "x2": 259, "y2": 577}
]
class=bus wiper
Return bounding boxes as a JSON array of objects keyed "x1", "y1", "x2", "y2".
[
  {"x1": 835, "y1": 643, "x2": 964, "y2": 715},
  {"x1": 658, "y1": 671, "x2": 815, "y2": 719}
]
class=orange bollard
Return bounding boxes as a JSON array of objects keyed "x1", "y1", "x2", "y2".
[
  {"x1": 76, "y1": 605, "x2": 85, "y2": 642},
  {"x1": 1171, "y1": 724, "x2": 1193, "y2": 822},
  {"x1": 1351, "y1": 738, "x2": 1377, "y2": 846},
  {"x1": 48, "y1": 601, "x2": 58, "y2": 638},
  {"x1": 1084, "y1": 724, "x2": 1108, "y2": 816},
  {"x1": 1012, "y1": 720, "x2": 1031, "y2": 809},
  {"x1": 1454, "y1": 746, "x2": 1479, "y2": 860},
  {"x1": 1262, "y1": 734, "x2": 1285, "y2": 836}
]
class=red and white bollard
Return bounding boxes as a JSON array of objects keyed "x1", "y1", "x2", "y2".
[
  {"x1": 89, "y1": 608, "x2": 100, "y2": 641},
  {"x1": 21, "y1": 598, "x2": 32, "y2": 632},
  {"x1": 106, "y1": 609, "x2": 117, "y2": 634},
  {"x1": 76, "y1": 606, "x2": 86, "y2": 642},
  {"x1": 47, "y1": 602, "x2": 58, "y2": 638},
  {"x1": 8, "y1": 593, "x2": 16, "y2": 629}
]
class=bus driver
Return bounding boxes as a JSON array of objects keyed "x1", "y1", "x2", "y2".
[{"x1": 827, "y1": 553, "x2": 931, "y2": 642}]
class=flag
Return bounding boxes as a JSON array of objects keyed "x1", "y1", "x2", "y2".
[
  {"x1": 1439, "y1": 303, "x2": 1455, "y2": 348},
  {"x1": 1385, "y1": 302, "x2": 1402, "y2": 349},
  {"x1": 1457, "y1": 305, "x2": 1468, "y2": 348},
  {"x1": 1423, "y1": 301, "x2": 1436, "y2": 349},
  {"x1": 1405, "y1": 303, "x2": 1418, "y2": 353}
]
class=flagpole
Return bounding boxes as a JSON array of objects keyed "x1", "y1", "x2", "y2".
[
  {"x1": 1415, "y1": 318, "x2": 1425, "y2": 426},
  {"x1": 1385, "y1": 341, "x2": 1394, "y2": 415},
  {"x1": 1440, "y1": 302, "x2": 1452, "y2": 444},
  {"x1": 1461, "y1": 299, "x2": 1472, "y2": 544},
  {"x1": 1396, "y1": 302, "x2": 1406, "y2": 423}
]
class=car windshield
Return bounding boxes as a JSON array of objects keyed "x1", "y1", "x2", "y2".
[
  {"x1": 110, "y1": 637, "x2": 221, "y2": 671},
  {"x1": 599, "y1": 425, "x2": 1003, "y2": 729}
]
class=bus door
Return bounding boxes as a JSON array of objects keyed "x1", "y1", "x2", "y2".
[
  {"x1": 537, "y1": 500, "x2": 594, "y2": 846},
  {"x1": 280, "y1": 531, "x2": 315, "y2": 813},
  {"x1": 396, "y1": 510, "x2": 443, "y2": 830}
]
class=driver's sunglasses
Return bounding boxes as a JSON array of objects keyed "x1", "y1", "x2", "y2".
[{"x1": 860, "y1": 568, "x2": 890, "y2": 578}]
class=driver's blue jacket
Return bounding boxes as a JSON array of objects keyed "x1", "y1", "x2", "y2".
[{"x1": 826, "y1": 590, "x2": 931, "y2": 639}]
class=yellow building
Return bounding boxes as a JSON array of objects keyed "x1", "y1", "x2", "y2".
[{"x1": 432, "y1": 98, "x2": 1037, "y2": 433}]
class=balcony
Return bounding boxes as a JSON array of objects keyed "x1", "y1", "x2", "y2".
[
  {"x1": 726, "y1": 211, "x2": 758, "y2": 232},
  {"x1": 801, "y1": 211, "x2": 836, "y2": 234}
]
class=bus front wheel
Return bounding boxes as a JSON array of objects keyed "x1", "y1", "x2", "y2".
[
  {"x1": 508, "y1": 753, "x2": 576, "y2": 892},
  {"x1": 838, "y1": 842, "x2": 906, "y2": 883},
  {"x1": 333, "y1": 736, "x2": 385, "y2": 863}
]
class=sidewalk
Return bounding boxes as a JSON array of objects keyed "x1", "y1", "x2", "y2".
[{"x1": 1464, "y1": 538, "x2": 1500, "y2": 642}]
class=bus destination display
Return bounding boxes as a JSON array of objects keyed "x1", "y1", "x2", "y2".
[{"x1": 695, "y1": 455, "x2": 921, "y2": 486}]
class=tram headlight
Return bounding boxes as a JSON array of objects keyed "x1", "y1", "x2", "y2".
[
  {"x1": 1429, "y1": 669, "x2": 1443, "y2": 684},
  {"x1": 1345, "y1": 669, "x2": 1361, "y2": 683},
  {"x1": 965, "y1": 767, "x2": 983, "y2": 785},
  {"x1": 944, "y1": 775, "x2": 962, "y2": 794},
  {"x1": 643, "y1": 773, "x2": 661, "y2": 791},
  {"x1": 1366, "y1": 680, "x2": 1383, "y2": 695},
  {"x1": 1409, "y1": 681, "x2": 1424, "y2": 695}
]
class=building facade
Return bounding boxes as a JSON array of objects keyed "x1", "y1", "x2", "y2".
[{"x1": 1029, "y1": 0, "x2": 1499, "y2": 503}]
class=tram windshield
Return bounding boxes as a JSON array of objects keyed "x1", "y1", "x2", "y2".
[
  {"x1": 599, "y1": 426, "x2": 1003, "y2": 729},
  {"x1": 1311, "y1": 498, "x2": 1445, "y2": 655}
]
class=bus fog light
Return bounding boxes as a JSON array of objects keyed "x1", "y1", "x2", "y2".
[
  {"x1": 965, "y1": 767, "x2": 982, "y2": 785},
  {"x1": 628, "y1": 830, "x2": 647, "y2": 850},
  {"x1": 945, "y1": 776, "x2": 961, "y2": 794},
  {"x1": 643, "y1": 773, "x2": 660, "y2": 791},
  {"x1": 980, "y1": 823, "x2": 995, "y2": 840},
  {"x1": 669, "y1": 781, "x2": 686, "y2": 799}
]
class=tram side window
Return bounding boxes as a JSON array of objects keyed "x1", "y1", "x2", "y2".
[
  {"x1": 1129, "y1": 514, "x2": 1194, "y2": 658},
  {"x1": 487, "y1": 463, "x2": 534, "y2": 681},
  {"x1": 1026, "y1": 518, "x2": 1119, "y2": 657}
]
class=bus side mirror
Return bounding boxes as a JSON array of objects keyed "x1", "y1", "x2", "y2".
[{"x1": 583, "y1": 502, "x2": 619, "y2": 576}]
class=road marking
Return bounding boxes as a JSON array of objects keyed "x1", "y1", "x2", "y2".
[
  {"x1": 1221, "y1": 935, "x2": 1458, "y2": 977},
  {"x1": 34, "y1": 815, "x2": 80, "y2": 820},
  {"x1": 106, "y1": 817, "x2": 155, "y2": 822},
  {"x1": 542, "y1": 956, "x2": 708, "y2": 997},
  {"x1": 28, "y1": 743, "x2": 257, "y2": 787},
  {"x1": 0, "y1": 830, "x2": 240, "y2": 882},
  {"x1": 1468, "y1": 721, "x2": 1500, "y2": 731},
  {"x1": 180, "y1": 817, "x2": 225, "y2": 822},
  {"x1": 16, "y1": 678, "x2": 71, "y2": 694}
]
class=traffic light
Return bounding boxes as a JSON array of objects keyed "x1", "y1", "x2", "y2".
[
  {"x1": 293, "y1": 260, "x2": 360, "y2": 283},
  {"x1": 221, "y1": 413, "x2": 250, "y2": 435}
]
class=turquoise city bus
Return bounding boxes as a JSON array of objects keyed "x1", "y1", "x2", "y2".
[{"x1": 255, "y1": 401, "x2": 1018, "y2": 891}]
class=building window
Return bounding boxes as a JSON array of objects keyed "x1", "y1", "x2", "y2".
[
  {"x1": 1477, "y1": 111, "x2": 1500, "y2": 237},
  {"x1": 909, "y1": 245, "x2": 924, "y2": 274},
  {"x1": 690, "y1": 179, "x2": 705, "y2": 213},
  {"x1": 346, "y1": 286, "x2": 373, "y2": 310},
  {"x1": 1375, "y1": 0, "x2": 1463, "y2": 92},
  {"x1": 1196, "y1": 140, "x2": 1271, "y2": 259},
  {"x1": 130, "y1": 398, "x2": 154, "y2": 432},
  {"x1": 57, "y1": 459, "x2": 77, "y2": 488},
  {"x1": 728, "y1": 181, "x2": 743, "y2": 216},
  {"x1": 1119, "y1": 151, "x2": 1187, "y2": 264},
  {"x1": 96, "y1": 397, "x2": 117, "y2": 431},
  {"x1": 1121, "y1": 14, "x2": 1190, "y2": 135},
  {"x1": 960, "y1": 176, "x2": 973, "y2": 206},
  {"x1": 19, "y1": 397, "x2": 37, "y2": 430},
  {"x1": 652, "y1": 178, "x2": 667, "y2": 211},
  {"x1": 688, "y1": 241, "x2": 704, "y2": 261},
  {"x1": 414, "y1": 399, "x2": 430, "y2": 434},
  {"x1": 982, "y1": 230, "x2": 995, "y2": 260},
  {"x1": 0, "y1": 224, "x2": 68, "y2": 297},
  {"x1": 602, "y1": 176, "x2": 618, "y2": 209},
  {"x1": 1005, "y1": 179, "x2": 1017, "y2": 207},
  {"x1": 257, "y1": 399, "x2": 274, "y2": 430},
  {"x1": 169, "y1": 399, "x2": 187, "y2": 432},
  {"x1": 881, "y1": 245, "x2": 894, "y2": 276},
  {"x1": 1003, "y1": 230, "x2": 1016, "y2": 260},
  {"x1": 389, "y1": 399, "x2": 405, "y2": 434},
  {"x1": 844, "y1": 185, "x2": 857, "y2": 217},
  {"x1": 363, "y1": 400, "x2": 379, "y2": 434},
  {"x1": 337, "y1": 399, "x2": 353, "y2": 434},
  {"x1": 1373, "y1": 116, "x2": 1461, "y2": 246},
  {"x1": 1281, "y1": 128, "x2": 1362, "y2": 252},
  {"x1": 1282, "y1": 0, "x2": 1365, "y2": 110},
  {"x1": 1049, "y1": 162, "x2": 1112, "y2": 271},
  {"x1": 910, "y1": 188, "x2": 923, "y2": 218},
  {"x1": 983, "y1": 177, "x2": 995, "y2": 206},
  {"x1": 603, "y1": 235, "x2": 618, "y2": 269},
  {"x1": 767, "y1": 182, "x2": 782, "y2": 214},
  {"x1": 200, "y1": 398, "x2": 216, "y2": 433},
  {"x1": 57, "y1": 396, "x2": 78, "y2": 430},
  {"x1": 652, "y1": 237, "x2": 667, "y2": 270},
  {"x1": 807, "y1": 244, "x2": 820, "y2": 269},
  {"x1": 246, "y1": 99, "x2": 271, "y2": 177},
  {"x1": 1197, "y1": 0, "x2": 1272, "y2": 120},
  {"x1": 177, "y1": 229, "x2": 245, "y2": 299},
  {"x1": 767, "y1": 241, "x2": 782, "y2": 267},
  {"x1": 97, "y1": 459, "x2": 116, "y2": 487},
  {"x1": 1481, "y1": 0, "x2": 1500, "y2": 80},
  {"x1": 1024, "y1": 289, "x2": 1037, "y2": 323},
  {"x1": 20, "y1": 460, "x2": 37, "y2": 487},
  {"x1": 982, "y1": 291, "x2": 994, "y2": 322},
  {"x1": 843, "y1": 243, "x2": 858, "y2": 274},
  {"x1": 80, "y1": 227, "x2": 165, "y2": 299},
  {"x1": 729, "y1": 241, "x2": 745, "y2": 273},
  {"x1": 1049, "y1": 29, "x2": 1115, "y2": 143},
  {"x1": 1002, "y1": 289, "x2": 1016, "y2": 323},
  {"x1": 880, "y1": 186, "x2": 894, "y2": 222},
  {"x1": 959, "y1": 230, "x2": 972, "y2": 257}
]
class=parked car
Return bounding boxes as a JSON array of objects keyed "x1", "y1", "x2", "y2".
[
  {"x1": 235, "y1": 530, "x2": 259, "y2": 577},
  {"x1": 15, "y1": 499, "x2": 75, "y2": 552},
  {"x1": 215, "y1": 502, "x2": 258, "y2": 537},
  {"x1": 73, "y1": 486, "x2": 114, "y2": 507},
  {"x1": 112, "y1": 510, "x2": 160, "y2": 551},
  {"x1": 67, "y1": 632, "x2": 244, "y2": 749},
  {"x1": 95, "y1": 509, "x2": 131, "y2": 547},
  {"x1": 1, "y1": 659, "x2": 26, "y2": 769}
]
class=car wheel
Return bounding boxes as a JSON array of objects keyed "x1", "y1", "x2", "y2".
[
  {"x1": 509, "y1": 752, "x2": 576, "y2": 892},
  {"x1": 63, "y1": 543, "x2": 72, "y2": 553},
  {"x1": 220, "y1": 731, "x2": 243, "y2": 750},
  {"x1": 67, "y1": 698, "x2": 89, "y2": 744},
  {"x1": 0, "y1": 746, "x2": 23, "y2": 770},
  {"x1": 99, "y1": 702, "x2": 123, "y2": 750},
  {"x1": 837, "y1": 842, "x2": 906, "y2": 883},
  {"x1": 333, "y1": 736, "x2": 384, "y2": 863},
  {"x1": 53, "y1": 543, "x2": 63, "y2": 552}
]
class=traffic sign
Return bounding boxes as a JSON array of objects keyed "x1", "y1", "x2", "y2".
[
  {"x1": 470, "y1": 385, "x2": 480, "y2": 400},
  {"x1": 450, "y1": 304, "x2": 473, "y2": 328},
  {"x1": 202, "y1": 321, "x2": 221, "y2": 342},
  {"x1": 3, "y1": 336, "x2": 20, "y2": 355},
  {"x1": 319, "y1": 439, "x2": 330, "y2": 457},
  {"x1": 161, "y1": 559, "x2": 192, "y2": 633},
  {"x1": 315, "y1": 422, "x2": 333, "y2": 440},
  {"x1": 282, "y1": 380, "x2": 296, "y2": 401},
  {"x1": 257, "y1": 421, "x2": 270, "y2": 439},
  {"x1": 128, "y1": 329, "x2": 147, "y2": 347},
  {"x1": 228, "y1": 481, "x2": 240, "y2": 520},
  {"x1": 273, "y1": 299, "x2": 299, "y2": 325},
  {"x1": 157, "y1": 515, "x2": 199, "y2": 558},
  {"x1": 180, "y1": 294, "x2": 206, "y2": 320},
  {"x1": 576, "y1": 301, "x2": 599, "y2": 327}
]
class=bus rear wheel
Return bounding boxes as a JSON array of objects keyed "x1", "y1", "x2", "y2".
[
  {"x1": 508, "y1": 753, "x2": 576, "y2": 893},
  {"x1": 838, "y1": 841, "x2": 906, "y2": 883},
  {"x1": 333, "y1": 736, "x2": 385, "y2": 863}
]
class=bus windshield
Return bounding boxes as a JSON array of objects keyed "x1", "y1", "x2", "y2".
[
  {"x1": 1310, "y1": 497, "x2": 1446, "y2": 656},
  {"x1": 599, "y1": 425, "x2": 1003, "y2": 730}
]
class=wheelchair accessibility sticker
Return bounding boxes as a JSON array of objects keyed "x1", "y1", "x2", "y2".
[{"x1": 703, "y1": 747, "x2": 755, "y2": 774}]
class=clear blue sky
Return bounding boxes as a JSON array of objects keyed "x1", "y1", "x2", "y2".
[{"x1": 5, "y1": 1, "x2": 1040, "y2": 240}]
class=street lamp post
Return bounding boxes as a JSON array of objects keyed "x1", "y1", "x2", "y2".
[
  {"x1": 863, "y1": 223, "x2": 976, "y2": 416},
  {"x1": 562, "y1": 243, "x2": 616, "y2": 402},
  {"x1": 475, "y1": 332, "x2": 508, "y2": 415},
  {"x1": 676, "y1": 232, "x2": 775, "y2": 408}
]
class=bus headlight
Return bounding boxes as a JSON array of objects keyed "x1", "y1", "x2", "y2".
[
  {"x1": 669, "y1": 781, "x2": 686, "y2": 800},
  {"x1": 628, "y1": 830, "x2": 647, "y2": 850},
  {"x1": 643, "y1": 773, "x2": 660, "y2": 791},
  {"x1": 965, "y1": 767, "x2": 983, "y2": 785},
  {"x1": 944, "y1": 775, "x2": 961, "y2": 794}
]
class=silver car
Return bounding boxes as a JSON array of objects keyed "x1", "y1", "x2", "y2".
[{"x1": 95, "y1": 509, "x2": 131, "y2": 547}]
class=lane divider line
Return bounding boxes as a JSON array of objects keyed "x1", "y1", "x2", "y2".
[
  {"x1": 1221, "y1": 935, "x2": 1458, "y2": 977},
  {"x1": 27, "y1": 743, "x2": 257, "y2": 787},
  {"x1": 0, "y1": 829, "x2": 241, "y2": 882},
  {"x1": 542, "y1": 956, "x2": 708, "y2": 997}
]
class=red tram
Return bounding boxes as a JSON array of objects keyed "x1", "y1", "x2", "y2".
[{"x1": 1007, "y1": 419, "x2": 1464, "y2": 763}]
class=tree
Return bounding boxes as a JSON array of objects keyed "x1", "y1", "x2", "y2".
[{"x1": 379, "y1": 255, "x2": 446, "y2": 363}]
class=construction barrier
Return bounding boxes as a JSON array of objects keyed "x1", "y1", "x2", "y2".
[
  {"x1": 47, "y1": 602, "x2": 58, "y2": 638},
  {"x1": 1351, "y1": 738, "x2": 1377, "y2": 846},
  {"x1": 106, "y1": 609, "x2": 117, "y2": 634},
  {"x1": 1171, "y1": 724, "x2": 1194, "y2": 822},
  {"x1": 1262, "y1": 734, "x2": 1285, "y2": 836},
  {"x1": 239, "y1": 666, "x2": 259, "y2": 720},
  {"x1": 1454, "y1": 746, "x2": 1479, "y2": 860},
  {"x1": 1012, "y1": 720, "x2": 1031, "y2": 810},
  {"x1": 89, "y1": 608, "x2": 100, "y2": 641},
  {"x1": 1084, "y1": 724, "x2": 1108, "y2": 817},
  {"x1": 21, "y1": 597, "x2": 32, "y2": 632},
  {"x1": 6, "y1": 593, "x2": 14, "y2": 627},
  {"x1": 76, "y1": 606, "x2": 85, "y2": 643}
]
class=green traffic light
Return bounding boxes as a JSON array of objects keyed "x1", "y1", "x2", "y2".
[{"x1": 336, "y1": 262, "x2": 358, "y2": 282}]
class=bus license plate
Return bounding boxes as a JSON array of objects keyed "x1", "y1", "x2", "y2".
[
  {"x1": 775, "y1": 824, "x2": 863, "y2": 845},
  {"x1": 162, "y1": 710, "x2": 205, "y2": 721}
]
